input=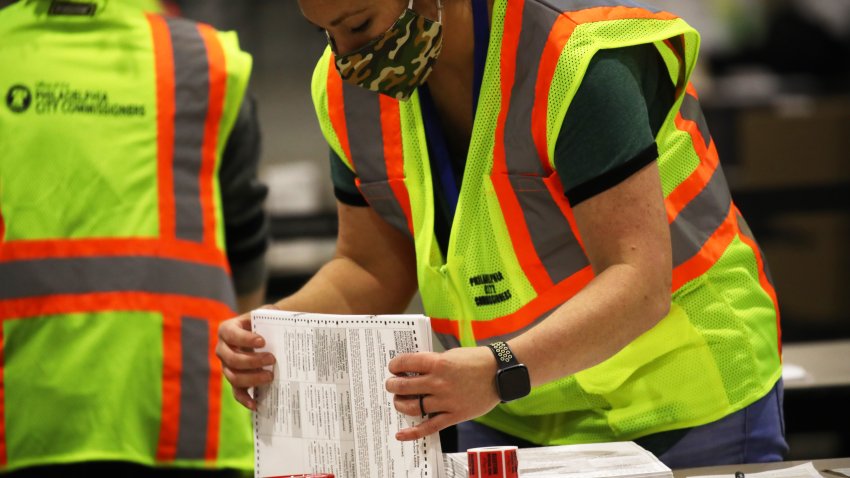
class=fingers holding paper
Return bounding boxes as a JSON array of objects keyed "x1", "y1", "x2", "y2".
[
  {"x1": 386, "y1": 346, "x2": 500, "y2": 441},
  {"x1": 216, "y1": 306, "x2": 278, "y2": 410}
]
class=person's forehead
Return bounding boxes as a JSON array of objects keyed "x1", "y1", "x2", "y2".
[{"x1": 298, "y1": 0, "x2": 381, "y2": 17}]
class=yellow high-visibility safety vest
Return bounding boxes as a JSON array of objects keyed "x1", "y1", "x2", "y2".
[
  {"x1": 311, "y1": 0, "x2": 782, "y2": 444},
  {"x1": 0, "y1": 0, "x2": 253, "y2": 471}
]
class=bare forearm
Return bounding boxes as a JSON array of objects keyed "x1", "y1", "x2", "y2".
[
  {"x1": 510, "y1": 262, "x2": 670, "y2": 389},
  {"x1": 274, "y1": 255, "x2": 416, "y2": 315}
]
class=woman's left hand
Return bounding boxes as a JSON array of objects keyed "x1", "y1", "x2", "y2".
[{"x1": 386, "y1": 346, "x2": 500, "y2": 441}]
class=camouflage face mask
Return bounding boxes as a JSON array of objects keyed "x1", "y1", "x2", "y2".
[{"x1": 329, "y1": 0, "x2": 443, "y2": 101}]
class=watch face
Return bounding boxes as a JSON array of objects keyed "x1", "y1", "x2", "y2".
[{"x1": 496, "y1": 364, "x2": 531, "y2": 402}]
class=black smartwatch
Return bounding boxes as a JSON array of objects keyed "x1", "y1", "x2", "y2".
[{"x1": 486, "y1": 341, "x2": 531, "y2": 402}]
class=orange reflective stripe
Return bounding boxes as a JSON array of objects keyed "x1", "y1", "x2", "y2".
[
  {"x1": 565, "y1": 6, "x2": 677, "y2": 23},
  {"x1": 686, "y1": 82, "x2": 699, "y2": 99},
  {"x1": 196, "y1": 23, "x2": 227, "y2": 248},
  {"x1": 493, "y1": 0, "x2": 553, "y2": 294},
  {"x1": 157, "y1": 312, "x2": 182, "y2": 461},
  {"x1": 147, "y1": 13, "x2": 177, "y2": 240},
  {"x1": 0, "y1": 238, "x2": 228, "y2": 269},
  {"x1": 430, "y1": 316, "x2": 460, "y2": 338},
  {"x1": 379, "y1": 95, "x2": 414, "y2": 235},
  {"x1": 665, "y1": 92, "x2": 719, "y2": 223},
  {"x1": 671, "y1": 206, "x2": 736, "y2": 291},
  {"x1": 734, "y1": 207, "x2": 782, "y2": 355},
  {"x1": 326, "y1": 55, "x2": 353, "y2": 165},
  {"x1": 0, "y1": 292, "x2": 233, "y2": 322},
  {"x1": 532, "y1": 14, "x2": 576, "y2": 170}
]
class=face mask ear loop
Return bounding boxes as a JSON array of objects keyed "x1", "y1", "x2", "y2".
[{"x1": 413, "y1": 0, "x2": 442, "y2": 23}]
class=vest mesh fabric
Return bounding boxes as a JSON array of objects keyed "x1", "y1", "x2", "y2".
[{"x1": 310, "y1": 0, "x2": 781, "y2": 444}]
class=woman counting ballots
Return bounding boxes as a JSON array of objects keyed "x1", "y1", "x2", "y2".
[{"x1": 216, "y1": 0, "x2": 787, "y2": 467}]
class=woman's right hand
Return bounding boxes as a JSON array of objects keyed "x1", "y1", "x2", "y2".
[{"x1": 216, "y1": 308, "x2": 277, "y2": 410}]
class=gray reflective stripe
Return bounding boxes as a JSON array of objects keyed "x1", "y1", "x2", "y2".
[
  {"x1": 538, "y1": 0, "x2": 662, "y2": 13},
  {"x1": 359, "y1": 181, "x2": 413, "y2": 237},
  {"x1": 503, "y1": 4, "x2": 589, "y2": 284},
  {"x1": 504, "y1": 0, "x2": 555, "y2": 176},
  {"x1": 165, "y1": 16, "x2": 209, "y2": 242},
  {"x1": 670, "y1": 164, "x2": 732, "y2": 267},
  {"x1": 342, "y1": 81, "x2": 387, "y2": 180},
  {"x1": 679, "y1": 92, "x2": 711, "y2": 148},
  {"x1": 434, "y1": 333, "x2": 461, "y2": 350},
  {"x1": 0, "y1": 257, "x2": 236, "y2": 308},
  {"x1": 736, "y1": 212, "x2": 775, "y2": 286},
  {"x1": 507, "y1": 175, "x2": 589, "y2": 283},
  {"x1": 176, "y1": 316, "x2": 210, "y2": 459},
  {"x1": 340, "y1": 82, "x2": 412, "y2": 236}
]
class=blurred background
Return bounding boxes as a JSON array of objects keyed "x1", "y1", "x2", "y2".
[{"x1": 170, "y1": 0, "x2": 850, "y2": 460}]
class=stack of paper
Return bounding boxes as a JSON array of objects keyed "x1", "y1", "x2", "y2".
[
  {"x1": 252, "y1": 310, "x2": 444, "y2": 478},
  {"x1": 444, "y1": 441, "x2": 672, "y2": 478}
]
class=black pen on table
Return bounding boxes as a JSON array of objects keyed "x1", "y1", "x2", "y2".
[{"x1": 735, "y1": 471, "x2": 745, "y2": 478}]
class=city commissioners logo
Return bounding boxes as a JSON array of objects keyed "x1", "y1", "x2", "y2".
[
  {"x1": 4, "y1": 82, "x2": 144, "y2": 117},
  {"x1": 6, "y1": 85, "x2": 32, "y2": 113}
]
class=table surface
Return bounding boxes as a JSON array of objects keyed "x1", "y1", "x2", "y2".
[
  {"x1": 782, "y1": 340, "x2": 850, "y2": 389},
  {"x1": 673, "y1": 457, "x2": 850, "y2": 478}
]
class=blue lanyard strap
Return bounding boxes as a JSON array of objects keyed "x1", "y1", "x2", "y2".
[
  {"x1": 471, "y1": 0, "x2": 489, "y2": 113},
  {"x1": 419, "y1": 84, "x2": 460, "y2": 214},
  {"x1": 418, "y1": 0, "x2": 490, "y2": 217}
]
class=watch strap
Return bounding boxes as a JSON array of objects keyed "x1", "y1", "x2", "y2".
[{"x1": 487, "y1": 341, "x2": 519, "y2": 369}]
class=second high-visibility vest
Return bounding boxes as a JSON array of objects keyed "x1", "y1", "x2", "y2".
[
  {"x1": 0, "y1": 1, "x2": 253, "y2": 471},
  {"x1": 311, "y1": 0, "x2": 782, "y2": 444}
]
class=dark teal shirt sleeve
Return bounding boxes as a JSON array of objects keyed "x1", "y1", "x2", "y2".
[
  {"x1": 555, "y1": 43, "x2": 674, "y2": 206},
  {"x1": 330, "y1": 149, "x2": 369, "y2": 206},
  {"x1": 220, "y1": 94, "x2": 270, "y2": 294}
]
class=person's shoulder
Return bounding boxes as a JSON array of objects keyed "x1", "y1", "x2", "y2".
[{"x1": 311, "y1": 46, "x2": 336, "y2": 101}]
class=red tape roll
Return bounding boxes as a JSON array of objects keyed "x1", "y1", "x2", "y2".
[{"x1": 467, "y1": 445, "x2": 519, "y2": 478}]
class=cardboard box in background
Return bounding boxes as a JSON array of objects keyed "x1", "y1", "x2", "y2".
[
  {"x1": 717, "y1": 95, "x2": 850, "y2": 341},
  {"x1": 726, "y1": 96, "x2": 850, "y2": 190},
  {"x1": 758, "y1": 211, "x2": 850, "y2": 340}
]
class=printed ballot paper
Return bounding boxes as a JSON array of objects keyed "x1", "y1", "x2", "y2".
[
  {"x1": 251, "y1": 310, "x2": 445, "y2": 478},
  {"x1": 444, "y1": 441, "x2": 672, "y2": 478}
]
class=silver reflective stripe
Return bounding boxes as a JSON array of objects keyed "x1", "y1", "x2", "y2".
[
  {"x1": 503, "y1": 1, "x2": 555, "y2": 177},
  {"x1": 358, "y1": 181, "x2": 413, "y2": 237},
  {"x1": 503, "y1": 2, "x2": 589, "y2": 284},
  {"x1": 0, "y1": 257, "x2": 236, "y2": 308},
  {"x1": 341, "y1": 82, "x2": 412, "y2": 236},
  {"x1": 342, "y1": 81, "x2": 387, "y2": 180},
  {"x1": 679, "y1": 92, "x2": 711, "y2": 148},
  {"x1": 434, "y1": 333, "x2": 461, "y2": 350},
  {"x1": 539, "y1": 0, "x2": 662, "y2": 13},
  {"x1": 670, "y1": 164, "x2": 732, "y2": 267},
  {"x1": 176, "y1": 316, "x2": 210, "y2": 459},
  {"x1": 736, "y1": 212, "x2": 775, "y2": 286},
  {"x1": 506, "y1": 175, "x2": 589, "y2": 283},
  {"x1": 165, "y1": 16, "x2": 209, "y2": 243}
]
